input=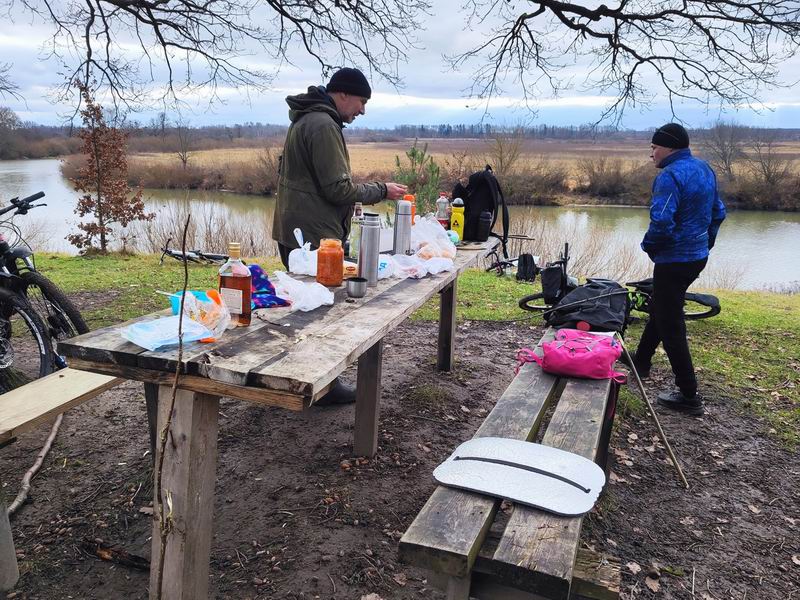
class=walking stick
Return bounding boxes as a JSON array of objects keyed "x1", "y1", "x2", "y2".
[{"x1": 615, "y1": 334, "x2": 690, "y2": 490}]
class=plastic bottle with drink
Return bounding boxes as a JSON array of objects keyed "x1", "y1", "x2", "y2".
[
  {"x1": 450, "y1": 198, "x2": 465, "y2": 242},
  {"x1": 435, "y1": 193, "x2": 450, "y2": 229},
  {"x1": 347, "y1": 202, "x2": 364, "y2": 261},
  {"x1": 403, "y1": 194, "x2": 416, "y2": 224}
]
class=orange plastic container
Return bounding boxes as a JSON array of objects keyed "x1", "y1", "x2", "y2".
[
  {"x1": 316, "y1": 239, "x2": 344, "y2": 287},
  {"x1": 403, "y1": 193, "x2": 416, "y2": 224}
]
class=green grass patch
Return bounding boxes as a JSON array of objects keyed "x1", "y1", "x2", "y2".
[{"x1": 34, "y1": 256, "x2": 799, "y2": 446}]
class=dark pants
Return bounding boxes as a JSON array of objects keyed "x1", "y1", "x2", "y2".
[
  {"x1": 635, "y1": 258, "x2": 707, "y2": 398},
  {"x1": 278, "y1": 243, "x2": 292, "y2": 270}
]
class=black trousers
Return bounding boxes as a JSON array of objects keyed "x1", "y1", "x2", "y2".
[
  {"x1": 278, "y1": 243, "x2": 292, "y2": 270},
  {"x1": 634, "y1": 258, "x2": 707, "y2": 398}
]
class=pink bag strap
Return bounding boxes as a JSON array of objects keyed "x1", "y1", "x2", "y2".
[{"x1": 515, "y1": 347, "x2": 541, "y2": 374}]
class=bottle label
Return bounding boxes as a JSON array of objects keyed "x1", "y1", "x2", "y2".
[{"x1": 220, "y1": 287, "x2": 243, "y2": 315}]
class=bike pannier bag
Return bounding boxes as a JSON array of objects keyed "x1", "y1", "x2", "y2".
[{"x1": 545, "y1": 279, "x2": 630, "y2": 333}]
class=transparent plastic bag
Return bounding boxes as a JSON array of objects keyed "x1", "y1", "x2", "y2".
[
  {"x1": 289, "y1": 243, "x2": 318, "y2": 276},
  {"x1": 179, "y1": 289, "x2": 232, "y2": 340},
  {"x1": 273, "y1": 271, "x2": 334, "y2": 312},
  {"x1": 121, "y1": 316, "x2": 213, "y2": 351},
  {"x1": 411, "y1": 216, "x2": 457, "y2": 260}
]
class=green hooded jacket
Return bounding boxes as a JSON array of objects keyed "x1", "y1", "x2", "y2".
[{"x1": 272, "y1": 86, "x2": 386, "y2": 249}]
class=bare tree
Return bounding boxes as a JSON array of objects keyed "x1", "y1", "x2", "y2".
[
  {"x1": 748, "y1": 132, "x2": 790, "y2": 187},
  {"x1": 699, "y1": 121, "x2": 749, "y2": 182},
  {"x1": 175, "y1": 120, "x2": 193, "y2": 170},
  {"x1": 489, "y1": 127, "x2": 525, "y2": 177},
  {"x1": 454, "y1": 1, "x2": 800, "y2": 122},
  {"x1": 0, "y1": 106, "x2": 22, "y2": 159},
  {"x1": 9, "y1": 0, "x2": 429, "y2": 113},
  {"x1": 0, "y1": 63, "x2": 20, "y2": 99}
]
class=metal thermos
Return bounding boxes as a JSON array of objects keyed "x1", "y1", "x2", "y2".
[
  {"x1": 358, "y1": 212, "x2": 381, "y2": 287},
  {"x1": 393, "y1": 200, "x2": 412, "y2": 255}
]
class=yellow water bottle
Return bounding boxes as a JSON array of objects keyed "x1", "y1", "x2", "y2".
[{"x1": 450, "y1": 197, "x2": 465, "y2": 243}]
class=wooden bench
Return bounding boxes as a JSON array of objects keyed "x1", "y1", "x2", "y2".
[
  {"x1": 0, "y1": 368, "x2": 122, "y2": 591},
  {"x1": 399, "y1": 329, "x2": 621, "y2": 600}
]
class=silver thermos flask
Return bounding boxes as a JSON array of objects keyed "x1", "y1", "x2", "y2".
[
  {"x1": 393, "y1": 200, "x2": 412, "y2": 256},
  {"x1": 358, "y1": 212, "x2": 381, "y2": 287}
]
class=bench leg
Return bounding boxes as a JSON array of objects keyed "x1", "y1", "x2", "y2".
[
  {"x1": 144, "y1": 382, "x2": 158, "y2": 466},
  {"x1": 437, "y1": 280, "x2": 457, "y2": 372},
  {"x1": 0, "y1": 487, "x2": 19, "y2": 592},
  {"x1": 446, "y1": 574, "x2": 472, "y2": 600},
  {"x1": 149, "y1": 385, "x2": 219, "y2": 600},
  {"x1": 354, "y1": 339, "x2": 383, "y2": 458}
]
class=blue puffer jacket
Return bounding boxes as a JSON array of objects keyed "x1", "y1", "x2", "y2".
[{"x1": 641, "y1": 149, "x2": 727, "y2": 264}]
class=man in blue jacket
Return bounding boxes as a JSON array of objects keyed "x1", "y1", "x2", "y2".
[{"x1": 633, "y1": 123, "x2": 726, "y2": 416}]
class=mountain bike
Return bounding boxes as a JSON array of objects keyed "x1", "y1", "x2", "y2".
[
  {"x1": 0, "y1": 192, "x2": 89, "y2": 392},
  {"x1": 517, "y1": 242, "x2": 721, "y2": 320},
  {"x1": 160, "y1": 237, "x2": 229, "y2": 265}
]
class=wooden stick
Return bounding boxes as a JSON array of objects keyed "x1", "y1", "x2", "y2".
[
  {"x1": 616, "y1": 335, "x2": 690, "y2": 489},
  {"x1": 7, "y1": 414, "x2": 63, "y2": 515}
]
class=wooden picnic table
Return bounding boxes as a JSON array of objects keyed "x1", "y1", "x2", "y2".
[{"x1": 57, "y1": 240, "x2": 497, "y2": 600}]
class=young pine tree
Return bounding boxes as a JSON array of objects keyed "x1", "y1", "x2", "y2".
[{"x1": 69, "y1": 83, "x2": 152, "y2": 253}]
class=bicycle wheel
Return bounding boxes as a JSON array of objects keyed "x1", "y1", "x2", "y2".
[
  {"x1": 684, "y1": 292, "x2": 721, "y2": 320},
  {"x1": 0, "y1": 289, "x2": 55, "y2": 393},
  {"x1": 518, "y1": 292, "x2": 550, "y2": 312}
]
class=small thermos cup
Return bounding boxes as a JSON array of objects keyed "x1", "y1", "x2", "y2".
[
  {"x1": 476, "y1": 210, "x2": 493, "y2": 242},
  {"x1": 393, "y1": 200, "x2": 412, "y2": 255},
  {"x1": 358, "y1": 212, "x2": 381, "y2": 287}
]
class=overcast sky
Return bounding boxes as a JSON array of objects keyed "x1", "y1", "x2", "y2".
[{"x1": 2, "y1": 3, "x2": 800, "y2": 130}]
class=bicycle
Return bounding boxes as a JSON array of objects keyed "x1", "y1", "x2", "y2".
[
  {"x1": 0, "y1": 192, "x2": 89, "y2": 392},
  {"x1": 160, "y1": 237, "x2": 229, "y2": 265},
  {"x1": 517, "y1": 242, "x2": 721, "y2": 320}
]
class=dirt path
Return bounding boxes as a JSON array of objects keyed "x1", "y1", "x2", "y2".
[{"x1": 1, "y1": 319, "x2": 798, "y2": 599}]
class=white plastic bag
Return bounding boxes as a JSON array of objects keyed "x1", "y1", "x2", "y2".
[
  {"x1": 411, "y1": 216, "x2": 457, "y2": 260},
  {"x1": 425, "y1": 257, "x2": 456, "y2": 274},
  {"x1": 273, "y1": 271, "x2": 334, "y2": 312},
  {"x1": 121, "y1": 316, "x2": 213, "y2": 351},
  {"x1": 391, "y1": 254, "x2": 429, "y2": 279},
  {"x1": 377, "y1": 255, "x2": 395, "y2": 280},
  {"x1": 288, "y1": 228, "x2": 318, "y2": 276}
]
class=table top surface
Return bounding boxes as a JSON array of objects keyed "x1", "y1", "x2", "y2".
[{"x1": 58, "y1": 240, "x2": 497, "y2": 403}]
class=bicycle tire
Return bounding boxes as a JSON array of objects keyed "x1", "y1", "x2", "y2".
[
  {"x1": 518, "y1": 292, "x2": 550, "y2": 312},
  {"x1": 684, "y1": 292, "x2": 721, "y2": 320},
  {"x1": 21, "y1": 272, "x2": 89, "y2": 366},
  {"x1": 0, "y1": 288, "x2": 54, "y2": 393}
]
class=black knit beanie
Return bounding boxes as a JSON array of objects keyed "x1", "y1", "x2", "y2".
[
  {"x1": 651, "y1": 123, "x2": 690, "y2": 149},
  {"x1": 326, "y1": 68, "x2": 372, "y2": 99}
]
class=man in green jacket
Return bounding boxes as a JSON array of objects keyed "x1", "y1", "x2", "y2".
[{"x1": 273, "y1": 67, "x2": 407, "y2": 268}]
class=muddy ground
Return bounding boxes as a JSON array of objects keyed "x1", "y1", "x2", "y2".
[{"x1": 1, "y1": 317, "x2": 798, "y2": 600}]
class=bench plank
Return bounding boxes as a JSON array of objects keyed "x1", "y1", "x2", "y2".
[
  {"x1": 481, "y1": 377, "x2": 613, "y2": 599},
  {"x1": 398, "y1": 361, "x2": 560, "y2": 577},
  {"x1": 0, "y1": 368, "x2": 122, "y2": 444}
]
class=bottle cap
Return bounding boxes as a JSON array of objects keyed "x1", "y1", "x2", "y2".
[
  {"x1": 452, "y1": 197, "x2": 464, "y2": 207},
  {"x1": 403, "y1": 194, "x2": 416, "y2": 202},
  {"x1": 363, "y1": 212, "x2": 381, "y2": 225},
  {"x1": 228, "y1": 242, "x2": 241, "y2": 258},
  {"x1": 395, "y1": 200, "x2": 412, "y2": 215}
]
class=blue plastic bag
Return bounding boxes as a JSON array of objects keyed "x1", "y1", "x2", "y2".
[{"x1": 121, "y1": 316, "x2": 213, "y2": 351}]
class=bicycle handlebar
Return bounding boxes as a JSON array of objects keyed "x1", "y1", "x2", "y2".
[
  {"x1": 19, "y1": 191, "x2": 45, "y2": 204},
  {"x1": 2, "y1": 191, "x2": 47, "y2": 217}
]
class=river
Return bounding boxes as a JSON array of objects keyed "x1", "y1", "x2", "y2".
[{"x1": 1, "y1": 158, "x2": 798, "y2": 290}]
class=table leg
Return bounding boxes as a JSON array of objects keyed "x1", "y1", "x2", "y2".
[
  {"x1": 437, "y1": 279, "x2": 457, "y2": 372},
  {"x1": 144, "y1": 383, "x2": 158, "y2": 465},
  {"x1": 149, "y1": 385, "x2": 219, "y2": 600},
  {"x1": 0, "y1": 482, "x2": 19, "y2": 592},
  {"x1": 354, "y1": 339, "x2": 383, "y2": 458}
]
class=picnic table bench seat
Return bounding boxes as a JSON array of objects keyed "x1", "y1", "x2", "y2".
[
  {"x1": 399, "y1": 328, "x2": 621, "y2": 600},
  {"x1": 1, "y1": 367, "x2": 123, "y2": 590}
]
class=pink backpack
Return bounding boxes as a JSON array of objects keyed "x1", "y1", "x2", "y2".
[{"x1": 517, "y1": 329, "x2": 627, "y2": 383}]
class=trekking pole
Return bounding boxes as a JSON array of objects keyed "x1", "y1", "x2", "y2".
[{"x1": 615, "y1": 334, "x2": 690, "y2": 490}]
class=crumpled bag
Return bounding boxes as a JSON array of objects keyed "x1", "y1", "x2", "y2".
[
  {"x1": 273, "y1": 270, "x2": 334, "y2": 312},
  {"x1": 121, "y1": 316, "x2": 214, "y2": 352},
  {"x1": 411, "y1": 216, "x2": 457, "y2": 260},
  {"x1": 391, "y1": 254, "x2": 429, "y2": 279},
  {"x1": 288, "y1": 243, "x2": 318, "y2": 276},
  {"x1": 178, "y1": 289, "x2": 231, "y2": 340},
  {"x1": 377, "y1": 255, "x2": 394, "y2": 280}
]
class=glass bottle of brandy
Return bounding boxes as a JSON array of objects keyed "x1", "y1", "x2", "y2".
[{"x1": 218, "y1": 242, "x2": 252, "y2": 326}]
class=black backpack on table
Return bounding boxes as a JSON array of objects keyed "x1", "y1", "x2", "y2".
[{"x1": 451, "y1": 165, "x2": 510, "y2": 257}]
